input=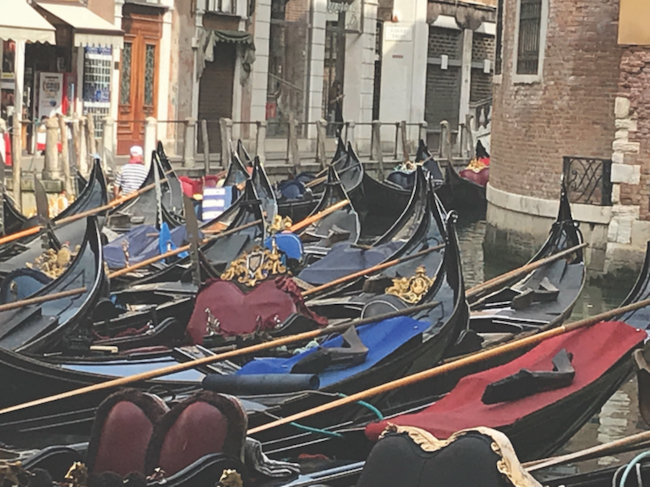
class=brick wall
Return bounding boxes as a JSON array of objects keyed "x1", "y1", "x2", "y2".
[
  {"x1": 617, "y1": 48, "x2": 650, "y2": 219},
  {"x1": 490, "y1": 0, "x2": 622, "y2": 200}
]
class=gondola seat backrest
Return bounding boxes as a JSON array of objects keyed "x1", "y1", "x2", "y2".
[
  {"x1": 186, "y1": 279, "x2": 298, "y2": 342},
  {"x1": 144, "y1": 391, "x2": 247, "y2": 477},
  {"x1": 356, "y1": 426, "x2": 541, "y2": 487},
  {"x1": 86, "y1": 389, "x2": 169, "y2": 477}
]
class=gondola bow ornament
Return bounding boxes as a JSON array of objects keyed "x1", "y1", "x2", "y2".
[
  {"x1": 385, "y1": 265, "x2": 434, "y2": 304},
  {"x1": 221, "y1": 239, "x2": 287, "y2": 287}
]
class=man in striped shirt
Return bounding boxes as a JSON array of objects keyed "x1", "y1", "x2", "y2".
[{"x1": 113, "y1": 145, "x2": 148, "y2": 199}]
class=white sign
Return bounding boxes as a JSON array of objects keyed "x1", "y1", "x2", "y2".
[
  {"x1": 38, "y1": 72, "x2": 63, "y2": 119},
  {"x1": 385, "y1": 24, "x2": 413, "y2": 42}
]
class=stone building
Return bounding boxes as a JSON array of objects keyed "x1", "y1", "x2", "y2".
[{"x1": 486, "y1": 0, "x2": 650, "y2": 274}]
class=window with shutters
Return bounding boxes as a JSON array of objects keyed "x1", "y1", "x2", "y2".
[{"x1": 513, "y1": 0, "x2": 547, "y2": 82}]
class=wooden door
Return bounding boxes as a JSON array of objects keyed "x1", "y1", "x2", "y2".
[
  {"x1": 198, "y1": 44, "x2": 236, "y2": 155},
  {"x1": 118, "y1": 9, "x2": 161, "y2": 155}
]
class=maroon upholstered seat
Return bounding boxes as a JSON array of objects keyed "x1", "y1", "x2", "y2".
[
  {"x1": 186, "y1": 279, "x2": 298, "y2": 342},
  {"x1": 144, "y1": 391, "x2": 247, "y2": 476},
  {"x1": 86, "y1": 389, "x2": 169, "y2": 477}
]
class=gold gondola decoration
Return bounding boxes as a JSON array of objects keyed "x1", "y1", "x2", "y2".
[
  {"x1": 25, "y1": 243, "x2": 80, "y2": 279},
  {"x1": 217, "y1": 469, "x2": 243, "y2": 487},
  {"x1": 221, "y1": 239, "x2": 288, "y2": 288},
  {"x1": 269, "y1": 214, "x2": 293, "y2": 234},
  {"x1": 385, "y1": 265, "x2": 434, "y2": 304},
  {"x1": 63, "y1": 462, "x2": 88, "y2": 487},
  {"x1": 0, "y1": 461, "x2": 28, "y2": 487}
]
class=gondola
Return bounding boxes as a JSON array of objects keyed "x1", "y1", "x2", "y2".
[
  {"x1": 109, "y1": 177, "x2": 266, "y2": 289},
  {"x1": 299, "y1": 164, "x2": 361, "y2": 262},
  {"x1": 0, "y1": 159, "x2": 108, "y2": 271},
  {"x1": 108, "y1": 151, "x2": 183, "y2": 231},
  {"x1": 359, "y1": 140, "x2": 444, "y2": 237},
  {"x1": 277, "y1": 139, "x2": 359, "y2": 223},
  {"x1": 0, "y1": 216, "x2": 106, "y2": 355},
  {"x1": 468, "y1": 187, "x2": 585, "y2": 343},
  {"x1": 301, "y1": 167, "x2": 447, "y2": 316},
  {"x1": 3, "y1": 195, "x2": 28, "y2": 235},
  {"x1": 251, "y1": 156, "x2": 278, "y2": 227}
]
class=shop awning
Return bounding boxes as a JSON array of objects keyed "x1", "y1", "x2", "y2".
[
  {"x1": 0, "y1": 0, "x2": 56, "y2": 44},
  {"x1": 36, "y1": 2, "x2": 124, "y2": 49},
  {"x1": 212, "y1": 30, "x2": 254, "y2": 45}
]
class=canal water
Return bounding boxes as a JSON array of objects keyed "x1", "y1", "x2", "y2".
[{"x1": 456, "y1": 214, "x2": 646, "y2": 477}]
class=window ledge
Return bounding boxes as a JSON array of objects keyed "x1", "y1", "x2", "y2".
[{"x1": 512, "y1": 73, "x2": 542, "y2": 84}]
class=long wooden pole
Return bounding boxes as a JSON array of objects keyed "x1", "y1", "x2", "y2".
[
  {"x1": 0, "y1": 287, "x2": 86, "y2": 313},
  {"x1": 288, "y1": 200, "x2": 349, "y2": 233},
  {"x1": 524, "y1": 432, "x2": 650, "y2": 472},
  {"x1": 466, "y1": 242, "x2": 587, "y2": 299},
  {"x1": 247, "y1": 296, "x2": 650, "y2": 435},
  {"x1": 108, "y1": 219, "x2": 263, "y2": 279},
  {"x1": 0, "y1": 300, "x2": 443, "y2": 416},
  {"x1": 303, "y1": 244, "x2": 445, "y2": 297}
]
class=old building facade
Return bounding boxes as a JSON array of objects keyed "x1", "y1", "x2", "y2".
[{"x1": 487, "y1": 0, "x2": 650, "y2": 273}]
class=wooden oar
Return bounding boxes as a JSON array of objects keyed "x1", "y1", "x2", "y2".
[
  {"x1": 466, "y1": 242, "x2": 587, "y2": 300},
  {"x1": 0, "y1": 300, "x2": 443, "y2": 416},
  {"x1": 524, "y1": 430, "x2": 650, "y2": 472},
  {"x1": 107, "y1": 219, "x2": 263, "y2": 279},
  {"x1": 303, "y1": 244, "x2": 445, "y2": 298},
  {"x1": 0, "y1": 287, "x2": 87, "y2": 313},
  {"x1": 246, "y1": 296, "x2": 650, "y2": 435},
  {"x1": 287, "y1": 200, "x2": 350, "y2": 233}
]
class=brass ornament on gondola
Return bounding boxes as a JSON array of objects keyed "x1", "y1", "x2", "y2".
[
  {"x1": 385, "y1": 265, "x2": 434, "y2": 304},
  {"x1": 0, "y1": 461, "x2": 27, "y2": 487},
  {"x1": 64, "y1": 462, "x2": 88, "y2": 487},
  {"x1": 25, "y1": 243, "x2": 80, "y2": 279},
  {"x1": 218, "y1": 469, "x2": 243, "y2": 487},
  {"x1": 221, "y1": 239, "x2": 287, "y2": 287},
  {"x1": 269, "y1": 214, "x2": 292, "y2": 234}
]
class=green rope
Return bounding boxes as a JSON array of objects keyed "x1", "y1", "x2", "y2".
[
  {"x1": 338, "y1": 393, "x2": 384, "y2": 420},
  {"x1": 287, "y1": 393, "x2": 384, "y2": 439},
  {"x1": 289, "y1": 422, "x2": 343, "y2": 438}
]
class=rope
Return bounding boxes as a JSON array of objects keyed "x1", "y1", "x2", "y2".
[
  {"x1": 287, "y1": 393, "x2": 384, "y2": 439},
  {"x1": 619, "y1": 451, "x2": 650, "y2": 487}
]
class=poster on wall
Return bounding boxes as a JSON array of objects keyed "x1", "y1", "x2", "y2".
[{"x1": 37, "y1": 72, "x2": 63, "y2": 119}]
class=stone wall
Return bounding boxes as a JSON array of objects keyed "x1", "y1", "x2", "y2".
[{"x1": 490, "y1": 0, "x2": 622, "y2": 201}]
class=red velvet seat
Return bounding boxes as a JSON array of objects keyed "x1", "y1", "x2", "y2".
[
  {"x1": 144, "y1": 391, "x2": 247, "y2": 476},
  {"x1": 186, "y1": 279, "x2": 299, "y2": 343},
  {"x1": 86, "y1": 389, "x2": 169, "y2": 477}
]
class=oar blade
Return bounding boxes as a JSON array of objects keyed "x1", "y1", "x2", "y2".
[{"x1": 33, "y1": 174, "x2": 49, "y2": 221}]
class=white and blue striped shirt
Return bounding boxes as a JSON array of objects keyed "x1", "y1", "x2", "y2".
[{"x1": 115, "y1": 164, "x2": 148, "y2": 195}]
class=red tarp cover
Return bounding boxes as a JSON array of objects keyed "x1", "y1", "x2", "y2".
[{"x1": 366, "y1": 321, "x2": 644, "y2": 441}]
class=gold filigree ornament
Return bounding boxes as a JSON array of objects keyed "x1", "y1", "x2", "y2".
[
  {"x1": 385, "y1": 265, "x2": 434, "y2": 304},
  {"x1": 221, "y1": 239, "x2": 288, "y2": 287},
  {"x1": 0, "y1": 461, "x2": 28, "y2": 487},
  {"x1": 25, "y1": 243, "x2": 80, "y2": 279},
  {"x1": 63, "y1": 461, "x2": 88, "y2": 487},
  {"x1": 269, "y1": 214, "x2": 293, "y2": 234},
  {"x1": 218, "y1": 469, "x2": 243, "y2": 487}
]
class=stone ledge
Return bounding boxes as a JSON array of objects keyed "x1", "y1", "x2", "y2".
[{"x1": 486, "y1": 183, "x2": 612, "y2": 224}]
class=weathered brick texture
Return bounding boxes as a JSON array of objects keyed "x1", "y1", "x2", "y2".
[
  {"x1": 491, "y1": 0, "x2": 621, "y2": 201},
  {"x1": 618, "y1": 48, "x2": 650, "y2": 219}
]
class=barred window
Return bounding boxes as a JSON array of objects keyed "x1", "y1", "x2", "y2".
[
  {"x1": 516, "y1": 0, "x2": 542, "y2": 75},
  {"x1": 495, "y1": 0, "x2": 504, "y2": 75}
]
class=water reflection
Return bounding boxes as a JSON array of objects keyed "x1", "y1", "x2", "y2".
[{"x1": 456, "y1": 215, "x2": 646, "y2": 473}]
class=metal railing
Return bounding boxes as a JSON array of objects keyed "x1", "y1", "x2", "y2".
[{"x1": 562, "y1": 156, "x2": 613, "y2": 206}]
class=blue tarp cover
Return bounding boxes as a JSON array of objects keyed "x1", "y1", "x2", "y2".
[
  {"x1": 236, "y1": 316, "x2": 427, "y2": 388},
  {"x1": 104, "y1": 224, "x2": 189, "y2": 269}
]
